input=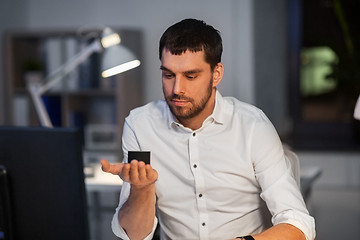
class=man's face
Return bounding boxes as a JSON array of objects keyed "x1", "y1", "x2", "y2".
[{"x1": 160, "y1": 49, "x2": 216, "y2": 122}]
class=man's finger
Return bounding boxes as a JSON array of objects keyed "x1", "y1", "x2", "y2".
[
  {"x1": 146, "y1": 165, "x2": 158, "y2": 182},
  {"x1": 120, "y1": 163, "x2": 131, "y2": 182},
  {"x1": 101, "y1": 159, "x2": 111, "y2": 171},
  {"x1": 101, "y1": 158, "x2": 124, "y2": 175},
  {"x1": 129, "y1": 160, "x2": 140, "y2": 183},
  {"x1": 138, "y1": 161, "x2": 147, "y2": 181}
]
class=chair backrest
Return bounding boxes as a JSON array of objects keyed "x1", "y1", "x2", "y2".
[{"x1": 284, "y1": 149, "x2": 301, "y2": 187}]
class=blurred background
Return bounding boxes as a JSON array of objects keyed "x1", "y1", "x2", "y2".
[{"x1": 0, "y1": 0, "x2": 359, "y2": 239}]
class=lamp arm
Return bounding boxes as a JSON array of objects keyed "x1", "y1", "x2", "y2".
[
  {"x1": 38, "y1": 40, "x2": 102, "y2": 94},
  {"x1": 27, "y1": 39, "x2": 102, "y2": 127},
  {"x1": 28, "y1": 83, "x2": 53, "y2": 127}
]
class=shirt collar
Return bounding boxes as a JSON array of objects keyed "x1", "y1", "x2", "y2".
[
  {"x1": 211, "y1": 90, "x2": 225, "y2": 125},
  {"x1": 167, "y1": 89, "x2": 225, "y2": 129}
]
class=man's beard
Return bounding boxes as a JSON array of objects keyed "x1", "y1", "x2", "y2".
[{"x1": 164, "y1": 77, "x2": 214, "y2": 121}]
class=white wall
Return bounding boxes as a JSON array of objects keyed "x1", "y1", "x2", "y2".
[{"x1": 253, "y1": 0, "x2": 289, "y2": 135}]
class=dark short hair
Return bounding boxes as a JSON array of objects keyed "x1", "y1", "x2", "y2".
[{"x1": 159, "y1": 18, "x2": 223, "y2": 70}]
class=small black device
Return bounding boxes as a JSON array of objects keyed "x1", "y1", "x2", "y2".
[
  {"x1": 128, "y1": 151, "x2": 151, "y2": 165},
  {"x1": 237, "y1": 236, "x2": 255, "y2": 240}
]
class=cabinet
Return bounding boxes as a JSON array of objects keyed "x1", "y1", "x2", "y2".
[{"x1": 4, "y1": 28, "x2": 144, "y2": 158}]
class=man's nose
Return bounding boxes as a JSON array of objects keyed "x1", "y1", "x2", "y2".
[{"x1": 173, "y1": 77, "x2": 185, "y2": 95}]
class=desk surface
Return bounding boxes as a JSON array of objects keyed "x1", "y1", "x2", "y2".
[{"x1": 85, "y1": 164, "x2": 122, "y2": 192}]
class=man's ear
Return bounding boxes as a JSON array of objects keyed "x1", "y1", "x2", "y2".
[{"x1": 212, "y1": 63, "x2": 224, "y2": 87}]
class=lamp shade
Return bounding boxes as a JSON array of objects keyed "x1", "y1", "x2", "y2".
[{"x1": 101, "y1": 44, "x2": 141, "y2": 78}]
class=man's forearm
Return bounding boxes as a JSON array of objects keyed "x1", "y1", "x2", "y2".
[
  {"x1": 252, "y1": 223, "x2": 306, "y2": 240},
  {"x1": 101, "y1": 159, "x2": 158, "y2": 239},
  {"x1": 118, "y1": 183, "x2": 156, "y2": 240}
]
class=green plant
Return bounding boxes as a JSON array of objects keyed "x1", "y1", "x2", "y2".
[{"x1": 23, "y1": 58, "x2": 43, "y2": 72}]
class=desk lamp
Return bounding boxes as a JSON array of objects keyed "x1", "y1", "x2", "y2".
[{"x1": 27, "y1": 27, "x2": 141, "y2": 127}]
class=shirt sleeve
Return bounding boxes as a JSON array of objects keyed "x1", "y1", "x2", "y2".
[
  {"x1": 111, "y1": 118, "x2": 158, "y2": 239},
  {"x1": 250, "y1": 111, "x2": 316, "y2": 240}
]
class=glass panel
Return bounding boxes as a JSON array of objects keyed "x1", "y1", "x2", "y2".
[{"x1": 301, "y1": 0, "x2": 360, "y2": 124}]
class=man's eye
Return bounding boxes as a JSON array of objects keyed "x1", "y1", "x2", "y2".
[
  {"x1": 186, "y1": 75, "x2": 196, "y2": 79},
  {"x1": 163, "y1": 73, "x2": 174, "y2": 79}
]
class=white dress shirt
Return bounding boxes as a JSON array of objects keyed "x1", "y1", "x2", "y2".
[{"x1": 112, "y1": 91, "x2": 315, "y2": 240}]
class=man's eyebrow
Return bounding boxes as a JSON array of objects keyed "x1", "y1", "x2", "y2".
[
  {"x1": 160, "y1": 66, "x2": 172, "y2": 72},
  {"x1": 184, "y1": 69, "x2": 203, "y2": 74},
  {"x1": 160, "y1": 66, "x2": 203, "y2": 75}
]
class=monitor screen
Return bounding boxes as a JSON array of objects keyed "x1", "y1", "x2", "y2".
[
  {"x1": 0, "y1": 166, "x2": 12, "y2": 240},
  {"x1": 0, "y1": 126, "x2": 89, "y2": 240}
]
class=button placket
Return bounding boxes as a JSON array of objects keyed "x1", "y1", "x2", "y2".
[
  {"x1": 189, "y1": 132, "x2": 199, "y2": 175},
  {"x1": 189, "y1": 132, "x2": 209, "y2": 239},
  {"x1": 199, "y1": 212, "x2": 209, "y2": 239}
]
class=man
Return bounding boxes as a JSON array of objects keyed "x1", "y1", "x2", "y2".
[{"x1": 101, "y1": 18, "x2": 315, "y2": 240}]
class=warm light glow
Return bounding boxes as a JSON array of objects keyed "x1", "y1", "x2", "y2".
[
  {"x1": 102, "y1": 60, "x2": 141, "y2": 78},
  {"x1": 101, "y1": 33, "x2": 121, "y2": 48}
]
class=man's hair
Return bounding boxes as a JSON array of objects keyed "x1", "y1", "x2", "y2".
[{"x1": 159, "y1": 18, "x2": 223, "y2": 70}]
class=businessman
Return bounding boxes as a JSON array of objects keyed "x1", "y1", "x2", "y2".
[{"x1": 102, "y1": 18, "x2": 315, "y2": 240}]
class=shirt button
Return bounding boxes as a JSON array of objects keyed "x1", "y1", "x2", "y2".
[
  {"x1": 199, "y1": 193, "x2": 203, "y2": 198},
  {"x1": 193, "y1": 164, "x2": 197, "y2": 168},
  {"x1": 202, "y1": 222, "x2": 206, "y2": 226},
  {"x1": 192, "y1": 132, "x2": 196, "y2": 137}
]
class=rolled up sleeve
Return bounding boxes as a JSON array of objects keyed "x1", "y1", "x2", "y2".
[{"x1": 250, "y1": 111, "x2": 316, "y2": 240}]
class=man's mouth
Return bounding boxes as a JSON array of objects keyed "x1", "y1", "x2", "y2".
[{"x1": 172, "y1": 99, "x2": 189, "y2": 106}]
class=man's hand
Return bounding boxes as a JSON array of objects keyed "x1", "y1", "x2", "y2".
[
  {"x1": 101, "y1": 158, "x2": 158, "y2": 239},
  {"x1": 101, "y1": 159, "x2": 158, "y2": 188}
]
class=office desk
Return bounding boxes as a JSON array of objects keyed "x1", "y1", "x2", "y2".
[
  {"x1": 85, "y1": 164, "x2": 122, "y2": 240},
  {"x1": 85, "y1": 164, "x2": 123, "y2": 192}
]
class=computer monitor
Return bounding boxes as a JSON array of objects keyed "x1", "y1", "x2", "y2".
[
  {"x1": 0, "y1": 165, "x2": 12, "y2": 240},
  {"x1": 0, "y1": 126, "x2": 89, "y2": 240}
]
